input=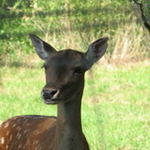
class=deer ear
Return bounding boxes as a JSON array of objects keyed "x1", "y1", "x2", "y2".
[
  {"x1": 85, "y1": 37, "x2": 109, "y2": 69},
  {"x1": 29, "y1": 34, "x2": 56, "y2": 60}
]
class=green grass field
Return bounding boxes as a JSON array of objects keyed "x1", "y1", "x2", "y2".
[{"x1": 0, "y1": 59, "x2": 150, "y2": 150}]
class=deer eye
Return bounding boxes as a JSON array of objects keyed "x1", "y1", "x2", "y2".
[{"x1": 74, "y1": 67, "x2": 83, "y2": 75}]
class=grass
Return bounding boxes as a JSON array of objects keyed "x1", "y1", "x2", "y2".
[{"x1": 0, "y1": 59, "x2": 150, "y2": 150}]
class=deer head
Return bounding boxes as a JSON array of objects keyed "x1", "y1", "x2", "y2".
[{"x1": 29, "y1": 34, "x2": 108, "y2": 105}]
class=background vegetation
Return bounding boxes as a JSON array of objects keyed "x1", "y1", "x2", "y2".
[
  {"x1": 0, "y1": 0, "x2": 149, "y2": 62},
  {"x1": 0, "y1": 0, "x2": 150, "y2": 150}
]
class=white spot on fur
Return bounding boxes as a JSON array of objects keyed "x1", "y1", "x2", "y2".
[
  {"x1": 16, "y1": 126, "x2": 21, "y2": 131},
  {"x1": 18, "y1": 144, "x2": 23, "y2": 149},
  {"x1": 36, "y1": 145, "x2": 42, "y2": 150},
  {"x1": 0, "y1": 137, "x2": 5, "y2": 144},
  {"x1": 25, "y1": 123, "x2": 31, "y2": 126},
  {"x1": 6, "y1": 130, "x2": 10, "y2": 136},
  {"x1": 9, "y1": 134, "x2": 13, "y2": 142},
  {"x1": 26, "y1": 139, "x2": 30, "y2": 145},
  {"x1": 4, "y1": 122, "x2": 10, "y2": 129},
  {"x1": 12, "y1": 124, "x2": 16, "y2": 128},
  {"x1": 23, "y1": 119, "x2": 28, "y2": 125},
  {"x1": 23, "y1": 129, "x2": 29, "y2": 134},
  {"x1": 33, "y1": 140, "x2": 38, "y2": 145},
  {"x1": 17, "y1": 133, "x2": 21, "y2": 140},
  {"x1": 6, "y1": 145, "x2": 9, "y2": 149},
  {"x1": 35, "y1": 131, "x2": 40, "y2": 135}
]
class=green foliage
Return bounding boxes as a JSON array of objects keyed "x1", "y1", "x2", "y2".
[{"x1": 0, "y1": 0, "x2": 139, "y2": 61}]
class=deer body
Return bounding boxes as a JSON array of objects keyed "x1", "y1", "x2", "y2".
[{"x1": 0, "y1": 34, "x2": 108, "y2": 150}]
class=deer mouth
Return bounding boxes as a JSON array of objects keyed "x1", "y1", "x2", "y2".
[{"x1": 43, "y1": 98, "x2": 60, "y2": 105}]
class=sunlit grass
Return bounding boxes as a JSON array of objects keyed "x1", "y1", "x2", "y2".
[{"x1": 0, "y1": 61, "x2": 150, "y2": 150}]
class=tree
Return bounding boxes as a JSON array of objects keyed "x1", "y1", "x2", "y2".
[{"x1": 131, "y1": 0, "x2": 150, "y2": 33}]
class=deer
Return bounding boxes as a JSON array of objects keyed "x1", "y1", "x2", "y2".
[{"x1": 0, "y1": 34, "x2": 108, "y2": 150}]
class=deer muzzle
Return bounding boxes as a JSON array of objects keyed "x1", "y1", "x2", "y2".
[{"x1": 41, "y1": 88, "x2": 60, "y2": 104}]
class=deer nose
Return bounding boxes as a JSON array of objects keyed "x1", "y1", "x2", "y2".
[{"x1": 42, "y1": 89, "x2": 59, "y2": 100}]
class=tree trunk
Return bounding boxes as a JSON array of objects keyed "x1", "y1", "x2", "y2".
[{"x1": 131, "y1": 0, "x2": 150, "y2": 33}]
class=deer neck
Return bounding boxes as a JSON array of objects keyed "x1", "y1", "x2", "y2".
[{"x1": 56, "y1": 84, "x2": 84, "y2": 150}]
